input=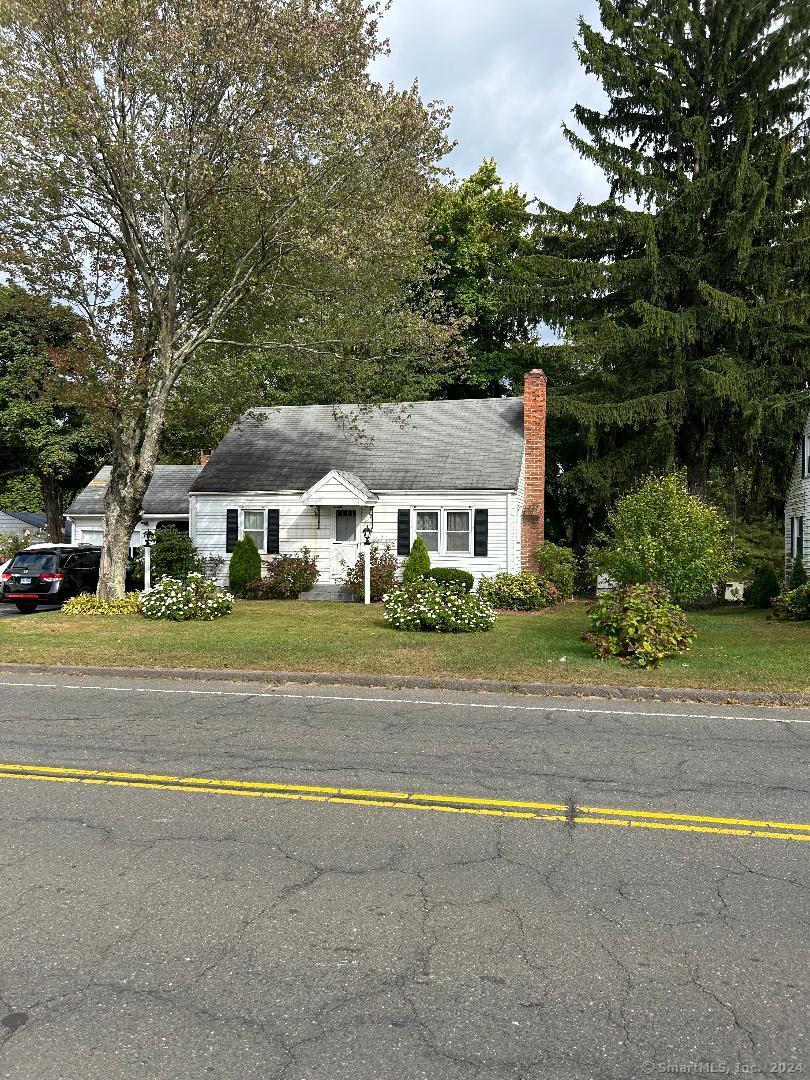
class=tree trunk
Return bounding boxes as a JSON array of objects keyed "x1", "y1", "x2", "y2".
[
  {"x1": 96, "y1": 378, "x2": 172, "y2": 599},
  {"x1": 685, "y1": 456, "x2": 708, "y2": 499},
  {"x1": 97, "y1": 485, "x2": 140, "y2": 599},
  {"x1": 39, "y1": 473, "x2": 64, "y2": 542},
  {"x1": 678, "y1": 405, "x2": 710, "y2": 499}
]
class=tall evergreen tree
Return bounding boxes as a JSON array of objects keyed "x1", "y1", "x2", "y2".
[{"x1": 535, "y1": 0, "x2": 810, "y2": 533}]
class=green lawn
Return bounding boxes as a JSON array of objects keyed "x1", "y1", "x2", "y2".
[{"x1": 1, "y1": 600, "x2": 808, "y2": 692}]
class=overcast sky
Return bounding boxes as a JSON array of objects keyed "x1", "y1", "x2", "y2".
[{"x1": 372, "y1": 0, "x2": 608, "y2": 209}]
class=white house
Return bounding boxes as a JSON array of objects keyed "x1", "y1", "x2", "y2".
[
  {"x1": 785, "y1": 412, "x2": 809, "y2": 579},
  {"x1": 0, "y1": 509, "x2": 48, "y2": 538},
  {"x1": 67, "y1": 465, "x2": 202, "y2": 549},
  {"x1": 66, "y1": 370, "x2": 548, "y2": 595}
]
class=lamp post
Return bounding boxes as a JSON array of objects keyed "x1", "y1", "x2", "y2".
[
  {"x1": 142, "y1": 526, "x2": 155, "y2": 591},
  {"x1": 362, "y1": 522, "x2": 372, "y2": 605}
]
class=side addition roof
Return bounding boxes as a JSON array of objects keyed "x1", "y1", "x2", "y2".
[
  {"x1": 0, "y1": 510, "x2": 47, "y2": 529},
  {"x1": 67, "y1": 465, "x2": 203, "y2": 517},
  {"x1": 190, "y1": 398, "x2": 525, "y2": 494}
]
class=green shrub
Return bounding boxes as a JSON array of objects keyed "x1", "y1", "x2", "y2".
[
  {"x1": 228, "y1": 536, "x2": 261, "y2": 598},
  {"x1": 140, "y1": 573, "x2": 233, "y2": 621},
  {"x1": 402, "y1": 536, "x2": 431, "y2": 583},
  {"x1": 536, "y1": 542, "x2": 575, "y2": 598},
  {"x1": 148, "y1": 526, "x2": 200, "y2": 582},
  {"x1": 425, "y1": 567, "x2": 474, "y2": 593},
  {"x1": 0, "y1": 529, "x2": 47, "y2": 561},
  {"x1": 198, "y1": 553, "x2": 226, "y2": 582},
  {"x1": 247, "y1": 548, "x2": 319, "y2": 599},
  {"x1": 62, "y1": 592, "x2": 142, "y2": 616},
  {"x1": 788, "y1": 557, "x2": 808, "y2": 590},
  {"x1": 592, "y1": 474, "x2": 733, "y2": 607},
  {"x1": 0, "y1": 531, "x2": 26, "y2": 562},
  {"x1": 384, "y1": 579, "x2": 495, "y2": 633},
  {"x1": 584, "y1": 583, "x2": 695, "y2": 668},
  {"x1": 745, "y1": 563, "x2": 781, "y2": 608},
  {"x1": 772, "y1": 583, "x2": 810, "y2": 621},
  {"x1": 730, "y1": 518, "x2": 784, "y2": 582},
  {"x1": 477, "y1": 572, "x2": 559, "y2": 611},
  {"x1": 573, "y1": 553, "x2": 598, "y2": 598},
  {"x1": 341, "y1": 543, "x2": 398, "y2": 602}
]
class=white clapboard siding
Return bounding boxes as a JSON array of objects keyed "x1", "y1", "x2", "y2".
[
  {"x1": 191, "y1": 490, "x2": 515, "y2": 584},
  {"x1": 784, "y1": 414, "x2": 810, "y2": 576},
  {"x1": 66, "y1": 515, "x2": 189, "y2": 551},
  {"x1": 510, "y1": 453, "x2": 526, "y2": 571}
]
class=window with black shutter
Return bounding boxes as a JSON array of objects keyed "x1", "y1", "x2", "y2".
[
  {"x1": 266, "y1": 509, "x2": 280, "y2": 555},
  {"x1": 397, "y1": 509, "x2": 411, "y2": 556},
  {"x1": 225, "y1": 509, "x2": 238, "y2": 552},
  {"x1": 473, "y1": 509, "x2": 488, "y2": 557}
]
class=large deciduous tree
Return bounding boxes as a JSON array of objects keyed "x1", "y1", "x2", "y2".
[
  {"x1": 534, "y1": 0, "x2": 810, "y2": 529},
  {"x1": 0, "y1": 0, "x2": 449, "y2": 596},
  {"x1": 425, "y1": 160, "x2": 537, "y2": 397},
  {"x1": 0, "y1": 286, "x2": 105, "y2": 539}
]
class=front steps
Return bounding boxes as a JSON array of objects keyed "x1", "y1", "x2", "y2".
[{"x1": 300, "y1": 584, "x2": 357, "y2": 602}]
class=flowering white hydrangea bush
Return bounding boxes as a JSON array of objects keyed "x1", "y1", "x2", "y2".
[
  {"x1": 383, "y1": 580, "x2": 496, "y2": 633},
  {"x1": 140, "y1": 573, "x2": 233, "y2": 621}
]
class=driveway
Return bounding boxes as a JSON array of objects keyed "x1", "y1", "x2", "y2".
[
  {"x1": 0, "y1": 604, "x2": 60, "y2": 618},
  {"x1": 0, "y1": 675, "x2": 807, "y2": 1079}
]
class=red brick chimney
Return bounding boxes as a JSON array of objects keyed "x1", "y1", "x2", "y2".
[
  {"x1": 199, "y1": 449, "x2": 212, "y2": 466},
  {"x1": 521, "y1": 369, "x2": 547, "y2": 571}
]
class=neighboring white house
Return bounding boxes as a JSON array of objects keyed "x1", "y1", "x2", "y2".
[
  {"x1": 785, "y1": 412, "x2": 810, "y2": 579},
  {"x1": 0, "y1": 509, "x2": 48, "y2": 537},
  {"x1": 66, "y1": 370, "x2": 549, "y2": 595},
  {"x1": 67, "y1": 465, "x2": 203, "y2": 550}
]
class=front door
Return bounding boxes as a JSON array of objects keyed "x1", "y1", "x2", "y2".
[{"x1": 332, "y1": 507, "x2": 358, "y2": 579}]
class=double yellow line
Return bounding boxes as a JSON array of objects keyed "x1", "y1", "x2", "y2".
[{"x1": 0, "y1": 761, "x2": 808, "y2": 843}]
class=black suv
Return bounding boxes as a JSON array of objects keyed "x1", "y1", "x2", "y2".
[{"x1": 1, "y1": 545, "x2": 102, "y2": 613}]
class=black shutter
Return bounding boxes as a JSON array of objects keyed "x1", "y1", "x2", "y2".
[
  {"x1": 226, "y1": 509, "x2": 238, "y2": 552},
  {"x1": 473, "y1": 509, "x2": 488, "y2": 557},
  {"x1": 397, "y1": 509, "x2": 411, "y2": 556},
  {"x1": 791, "y1": 517, "x2": 796, "y2": 558},
  {"x1": 266, "y1": 509, "x2": 280, "y2": 555},
  {"x1": 803, "y1": 439, "x2": 807, "y2": 479},
  {"x1": 799, "y1": 517, "x2": 804, "y2": 559}
]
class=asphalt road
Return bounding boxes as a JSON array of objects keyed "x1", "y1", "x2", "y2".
[{"x1": 0, "y1": 674, "x2": 807, "y2": 1080}]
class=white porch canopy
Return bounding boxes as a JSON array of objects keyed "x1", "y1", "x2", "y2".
[{"x1": 300, "y1": 469, "x2": 378, "y2": 507}]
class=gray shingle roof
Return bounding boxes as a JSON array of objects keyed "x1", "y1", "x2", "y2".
[
  {"x1": 67, "y1": 465, "x2": 202, "y2": 517},
  {"x1": 190, "y1": 398, "x2": 525, "y2": 494},
  {"x1": 0, "y1": 510, "x2": 47, "y2": 529}
]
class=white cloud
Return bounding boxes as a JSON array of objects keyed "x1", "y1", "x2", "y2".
[{"x1": 372, "y1": 0, "x2": 609, "y2": 207}]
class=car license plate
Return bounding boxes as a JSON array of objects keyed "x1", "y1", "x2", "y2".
[{"x1": 19, "y1": 577, "x2": 31, "y2": 585}]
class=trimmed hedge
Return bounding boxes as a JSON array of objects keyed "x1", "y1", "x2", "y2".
[
  {"x1": 745, "y1": 563, "x2": 780, "y2": 608},
  {"x1": 425, "y1": 567, "x2": 474, "y2": 593},
  {"x1": 140, "y1": 574, "x2": 233, "y2": 621},
  {"x1": 788, "y1": 557, "x2": 808, "y2": 590},
  {"x1": 228, "y1": 536, "x2": 261, "y2": 598},
  {"x1": 383, "y1": 580, "x2": 495, "y2": 633},
  {"x1": 402, "y1": 536, "x2": 431, "y2": 583}
]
